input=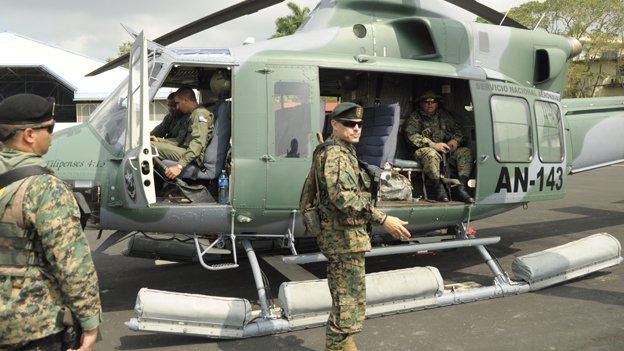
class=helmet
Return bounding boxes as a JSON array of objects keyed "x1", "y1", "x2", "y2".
[{"x1": 210, "y1": 70, "x2": 231, "y2": 96}]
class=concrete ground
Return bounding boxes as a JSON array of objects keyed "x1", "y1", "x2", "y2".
[{"x1": 89, "y1": 165, "x2": 624, "y2": 351}]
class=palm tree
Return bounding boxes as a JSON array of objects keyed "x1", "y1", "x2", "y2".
[{"x1": 271, "y1": 2, "x2": 311, "y2": 38}]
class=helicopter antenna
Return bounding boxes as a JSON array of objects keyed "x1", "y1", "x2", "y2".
[
  {"x1": 499, "y1": 9, "x2": 510, "y2": 26},
  {"x1": 533, "y1": 13, "x2": 546, "y2": 30}
]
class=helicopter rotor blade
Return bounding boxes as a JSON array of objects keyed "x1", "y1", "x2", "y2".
[
  {"x1": 443, "y1": 0, "x2": 527, "y2": 29},
  {"x1": 86, "y1": 0, "x2": 284, "y2": 77}
]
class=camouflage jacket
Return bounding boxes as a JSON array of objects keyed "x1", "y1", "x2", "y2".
[
  {"x1": 403, "y1": 109, "x2": 464, "y2": 149},
  {"x1": 0, "y1": 150, "x2": 101, "y2": 346},
  {"x1": 313, "y1": 136, "x2": 385, "y2": 255},
  {"x1": 150, "y1": 112, "x2": 190, "y2": 141},
  {"x1": 178, "y1": 106, "x2": 214, "y2": 167}
]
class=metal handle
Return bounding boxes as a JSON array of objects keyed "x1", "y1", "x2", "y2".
[{"x1": 260, "y1": 155, "x2": 276, "y2": 162}]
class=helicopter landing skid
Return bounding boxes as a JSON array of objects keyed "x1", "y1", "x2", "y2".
[{"x1": 126, "y1": 229, "x2": 622, "y2": 339}]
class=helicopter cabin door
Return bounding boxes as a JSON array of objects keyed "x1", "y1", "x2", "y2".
[
  {"x1": 471, "y1": 81, "x2": 567, "y2": 205},
  {"x1": 264, "y1": 65, "x2": 320, "y2": 210},
  {"x1": 119, "y1": 32, "x2": 157, "y2": 208}
]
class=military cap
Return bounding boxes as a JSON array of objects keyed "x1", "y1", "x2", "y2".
[
  {"x1": 0, "y1": 94, "x2": 55, "y2": 125},
  {"x1": 418, "y1": 90, "x2": 443, "y2": 102},
  {"x1": 328, "y1": 102, "x2": 363, "y2": 121}
]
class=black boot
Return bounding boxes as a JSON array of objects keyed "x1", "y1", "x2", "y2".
[
  {"x1": 454, "y1": 176, "x2": 475, "y2": 204},
  {"x1": 427, "y1": 178, "x2": 449, "y2": 202}
]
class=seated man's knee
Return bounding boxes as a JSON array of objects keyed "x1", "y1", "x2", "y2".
[
  {"x1": 454, "y1": 146, "x2": 473, "y2": 160},
  {"x1": 415, "y1": 147, "x2": 441, "y2": 160}
]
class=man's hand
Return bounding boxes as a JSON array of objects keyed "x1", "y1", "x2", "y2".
[
  {"x1": 432, "y1": 142, "x2": 450, "y2": 154},
  {"x1": 382, "y1": 216, "x2": 411, "y2": 241},
  {"x1": 165, "y1": 166, "x2": 182, "y2": 179},
  {"x1": 447, "y1": 139, "x2": 459, "y2": 152},
  {"x1": 68, "y1": 328, "x2": 97, "y2": 351}
]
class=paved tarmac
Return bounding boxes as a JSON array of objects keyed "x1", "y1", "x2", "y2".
[{"x1": 89, "y1": 165, "x2": 624, "y2": 351}]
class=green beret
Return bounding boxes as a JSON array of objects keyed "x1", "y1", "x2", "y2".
[
  {"x1": 419, "y1": 90, "x2": 443, "y2": 102},
  {"x1": 328, "y1": 102, "x2": 363, "y2": 121},
  {"x1": 0, "y1": 94, "x2": 55, "y2": 125}
]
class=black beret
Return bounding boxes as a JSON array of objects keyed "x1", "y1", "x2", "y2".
[
  {"x1": 0, "y1": 94, "x2": 55, "y2": 125},
  {"x1": 328, "y1": 102, "x2": 363, "y2": 121}
]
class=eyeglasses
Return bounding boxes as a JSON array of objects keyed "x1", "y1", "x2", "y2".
[
  {"x1": 33, "y1": 123, "x2": 55, "y2": 134},
  {"x1": 339, "y1": 120, "x2": 363, "y2": 129},
  {"x1": 13, "y1": 122, "x2": 55, "y2": 135}
]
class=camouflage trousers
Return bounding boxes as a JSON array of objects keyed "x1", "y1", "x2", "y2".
[
  {"x1": 414, "y1": 146, "x2": 473, "y2": 180},
  {"x1": 152, "y1": 140, "x2": 185, "y2": 161},
  {"x1": 325, "y1": 252, "x2": 366, "y2": 351},
  {"x1": 0, "y1": 331, "x2": 63, "y2": 351}
]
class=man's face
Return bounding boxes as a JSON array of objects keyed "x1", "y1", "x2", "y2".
[
  {"x1": 175, "y1": 96, "x2": 192, "y2": 114},
  {"x1": 420, "y1": 98, "x2": 439, "y2": 116},
  {"x1": 331, "y1": 118, "x2": 362, "y2": 144},
  {"x1": 167, "y1": 98, "x2": 178, "y2": 116},
  {"x1": 30, "y1": 119, "x2": 55, "y2": 155}
]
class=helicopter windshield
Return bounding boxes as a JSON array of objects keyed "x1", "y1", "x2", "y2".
[{"x1": 89, "y1": 60, "x2": 164, "y2": 152}]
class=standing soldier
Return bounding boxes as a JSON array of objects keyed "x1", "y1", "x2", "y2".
[
  {"x1": 403, "y1": 91, "x2": 474, "y2": 203},
  {"x1": 302, "y1": 102, "x2": 411, "y2": 351},
  {"x1": 0, "y1": 94, "x2": 101, "y2": 351},
  {"x1": 151, "y1": 87, "x2": 214, "y2": 179}
]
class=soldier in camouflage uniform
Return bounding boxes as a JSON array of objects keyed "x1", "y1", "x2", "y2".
[
  {"x1": 309, "y1": 102, "x2": 411, "y2": 351},
  {"x1": 150, "y1": 92, "x2": 189, "y2": 140},
  {"x1": 0, "y1": 94, "x2": 101, "y2": 351},
  {"x1": 403, "y1": 91, "x2": 474, "y2": 203},
  {"x1": 151, "y1": 87, "x2": 214, "y2": 179}
]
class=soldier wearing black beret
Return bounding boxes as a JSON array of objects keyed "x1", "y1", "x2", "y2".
[
  {"x1": 0, "y1": 93, "x2": 56, "y2": 143},
  {"x1": 0, "y1": 93, "x2": 102, "y2": 351}
]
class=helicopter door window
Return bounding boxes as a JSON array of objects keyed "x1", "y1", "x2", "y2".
[
  {"x1": 273, "y1": 81, "x2": 312, "y2": 158},
  {"x1": 490, "y1": 95, "x2": 533, "y2": 163},
  {"x1": 534, "y1": 101, "x2": 564, "y2": 163}
]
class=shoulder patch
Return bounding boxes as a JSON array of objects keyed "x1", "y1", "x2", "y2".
[{"x1": 198, "y1": 115, "x2": 208, "y2": 123}]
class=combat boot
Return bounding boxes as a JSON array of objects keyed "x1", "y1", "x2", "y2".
[
  {"x1": 453, "y1": 176, "x2": 475, "y2": 204},
  {"x1": 427, "y1": 178, "x2": 449, "y2": 202},
  {"x1": 343, "y1": 336, "x2": 358, "y2": 351}
]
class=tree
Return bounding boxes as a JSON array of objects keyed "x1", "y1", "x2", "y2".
[
  {"x1": 106, "y1": 41, "x2": 133, "y2": 64},
  {"x1": 271, "y1": 2, "x2": 310, "y2": 38},
  {"x1": 487, "y1": 0, "x2": 624, "y2": 98}
]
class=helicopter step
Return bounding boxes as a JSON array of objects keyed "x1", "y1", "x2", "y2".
[{"x1": 126, "y1": 232, "x2": 621, "y2": 339}]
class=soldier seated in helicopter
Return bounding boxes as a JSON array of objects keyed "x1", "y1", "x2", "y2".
[
  {"x1": 403, "y1": 91, "x2": 474, "y2": 204},
  {"x1": 150, "y1": 92, "x2": 187, "y2": 140},
  {"x1": 151, "y1": 87, "x2": 214, "y2": 180}
]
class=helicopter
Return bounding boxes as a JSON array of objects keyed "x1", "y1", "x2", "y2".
[{"x1": 43, "y1": 0, "x2": 624, "y2": 340}]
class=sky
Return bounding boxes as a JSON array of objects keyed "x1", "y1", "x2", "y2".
[{"x1": 0, "y1": 0, "x2": 536, "y2": 61}]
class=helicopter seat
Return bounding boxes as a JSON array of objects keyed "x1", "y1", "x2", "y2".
[
  {"x1": 356, "y1": 103, "x2": 400, "y2": 169},
  {"x1": 162, "y1": 101, "x2": 231, "y2": 181}
]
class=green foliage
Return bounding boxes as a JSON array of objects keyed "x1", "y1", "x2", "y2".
[
  {"x1": 106, "y1": 41, "x2": 133, "y2": 64},
  {"x1": 271, "y1": 2, "x2": 311, "y2": 39},
  {"x1": 505, "y1": 0, "x2": 624, "y2": 97}
]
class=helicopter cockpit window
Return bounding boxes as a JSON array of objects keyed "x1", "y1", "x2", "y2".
[
  {"x1": 273, "y1": 81, "x2": 312, "y2": 158},
  {"x1": 535, "y1": 101, "x2": 564, "y2": 163},
  {"x1": 89, "y1": 59, "x2": 165, "y2": 152},
  {"x1": 89, "y1": 78, "x2": 129, "y2": 152},
  {"x1": 490, "y1": 95, "x2": 533, "y2": 162}
]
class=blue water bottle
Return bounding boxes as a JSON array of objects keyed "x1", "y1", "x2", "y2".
[{"x1": 218, "y1": 170, "x2": 229, "y2": 204}]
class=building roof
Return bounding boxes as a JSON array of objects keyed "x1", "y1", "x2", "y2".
[{"x1": 0, "y1": 31, "x2": 127, "y2": 101}]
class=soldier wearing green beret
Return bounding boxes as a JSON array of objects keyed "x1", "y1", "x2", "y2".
[
  {"x1": 0, "y1": 94, "x2": 101, "y2": 351},
  {"x1": 304, "y1": 102, "x2": 411, "y2": 351},
  {"x1": 403, "y1": 90, "x2": 474, "y2": 203}
]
